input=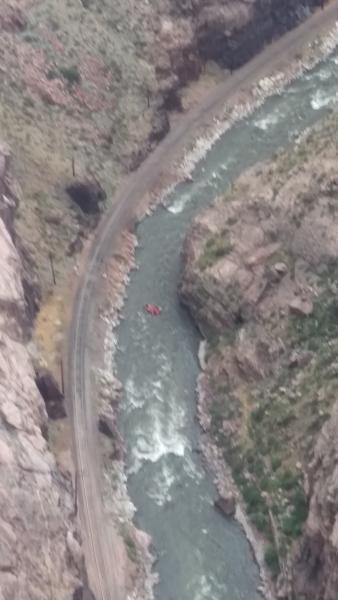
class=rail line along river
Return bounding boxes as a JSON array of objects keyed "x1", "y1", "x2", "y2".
[{"x1": 115, "y1": 50, "x2": 338, "y2": 600}]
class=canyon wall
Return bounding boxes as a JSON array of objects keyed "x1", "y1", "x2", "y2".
[
  {"x1": 156, "y1": 0, "x2": 323, "y2": 107},
  {"x1": 0, "y1": 145, "x2": 84, "y2": 600},
  {"x1": 0, "y1": 1, "x2": 327, "y2": 598},
  {"x1": 179, "y1": 112, "x2": 338, "y2": 599}
]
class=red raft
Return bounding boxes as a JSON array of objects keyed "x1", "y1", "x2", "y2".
[{"x1": 144, "y1": 303, "x2": 161, "y2": 315}]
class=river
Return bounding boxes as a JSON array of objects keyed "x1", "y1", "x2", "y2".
[{"x1": 115, "y1": 50, "x2": 338, "y2": 600}]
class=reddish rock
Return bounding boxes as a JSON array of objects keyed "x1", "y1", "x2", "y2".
[
  {"x1": 214, "y1": 492, "x2": 236, "y2": 517},
  {"x1": 98, "y1": 407, "x2": 124, "y2": 461}
]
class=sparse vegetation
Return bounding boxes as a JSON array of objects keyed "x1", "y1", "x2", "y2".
[
  {"x1": 265, "y1": 545, "x2": 280, "y2": 577},
  {"x1": 199, "y1": 234, "x2": 233, "y2": 270},
  {"x1": 120, "y1": 525, "x2": 138, "y2": 563}
]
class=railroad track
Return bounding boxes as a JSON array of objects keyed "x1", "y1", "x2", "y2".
[{"x1": 66, "y1": 5, "x2": 338, "y2": 598}]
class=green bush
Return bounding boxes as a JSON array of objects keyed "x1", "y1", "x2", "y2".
[
  {"x1": 281, "y1": 487, "x2": 308, "y2": 540},
  {"x1": 278, "y1": 469, "x2": 299, "y2": 491},
  {"x1": 271, "y1": 454, "x2": 282, "y2": 471},
  {"x1": 250, "y1": 404, "x2": 265, "y2": 424},
  {"x1": 247, "y1": 457, "x2": 265, "y2": 479},
  {"x1": 241, "y1": 481, "x2": 264, "y2": 513},
  {"x1": 264, "y1": 544, "x2": 280, "y2": 578},
  {"x1": 59, "y1": 65, "x2": 81, "y2": 85}
]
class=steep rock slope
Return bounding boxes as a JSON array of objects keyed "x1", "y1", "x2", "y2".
[
  {"x1": 0, "y1": 0, "x2": 322, "y2": 295},
  {"x1": 179, "y1": 111, "x2": 338, "y2": 599},
  {"x1": 291, "y1": 401, "x2": 338, "y2": 600},
  {"x1": 163, "y1": 0, "x2": 322, "y2": 69},
  {"x1": 0, "y1": 146, "x2": 83, "y2": 599}
]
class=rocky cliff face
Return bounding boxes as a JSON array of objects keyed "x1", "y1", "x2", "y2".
[
  {"x1": 0, "y1": 146, "x2": 84, "y2": 599},
  {"x1": 164, "y1": 0, "x2": 321, "y2": 72},
  {"x1": 179, "y1": 111, "x2": 338, "y2": 598},
  {"x1": 154, "y1": 0, "x2": 323, "y2": 113},
  {"x1": 290, "y1": 401, "x2": 338, "y2": 600},
  {"x1": 0, "y1": 1, "x2": 327, "y2": 598}
]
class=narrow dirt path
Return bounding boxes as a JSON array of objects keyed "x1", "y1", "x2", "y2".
[{"x1": 67, "y1": 4, "x2": 338, "y2": 599}]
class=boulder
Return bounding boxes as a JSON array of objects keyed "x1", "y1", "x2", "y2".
[
  {"x1": 214, "y1": 492, "x2": 236, "y2": 517},
  {"x1": 289, "y1": 350, "x2": 313, "y2": 368},
  {"x1": 98, "y1": 403, "x2": 123, "y2": 461},
  {"x1": 269, "y1": 261, "x2": 289, "y2": 282},
  {"x1": 289, "y1": 296, "x2": 313, "y2": 317}
]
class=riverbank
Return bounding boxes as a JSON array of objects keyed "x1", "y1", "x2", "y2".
[{"x1": 92, "y1": 21, "x2": 338, "y2": 600}]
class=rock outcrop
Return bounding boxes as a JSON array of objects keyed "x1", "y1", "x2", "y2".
[
  {"x1": 215, "y1": 492, "x2": 236, "y2": 517},
  {"x1": 154, "y1": 0, "x2": 322, "y2": 106},
  {"x1": 179, "y1": 111, "x2": 338, "y2": 596},
  {"x1": 0, "y1": 146, "x2": 83, "y2": 599},
  {"x1": 193, "y1": 0, "x2": 320, "y2": 68}
]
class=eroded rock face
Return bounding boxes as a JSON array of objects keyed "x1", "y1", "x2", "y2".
[
  {"x1": 158, "y1": 0, "x2": 321, "y2": 86},
  {"x1": 179, "y1": 114, "x2": 338, "y2": 595},
  {"x1": 0, "y1": 146, "x2": 83, "y2": 598}
]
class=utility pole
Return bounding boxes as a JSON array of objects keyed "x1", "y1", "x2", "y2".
[
  {"x1": 74, "y1": 472, "x2": 78, "y2": 517},
  {"x1": 49, "y1": 252, "x2": 56, "y2": 286},
  {"x1": 60, "y1": 359, "x2": 65, "y2": 395},
  {"x1": 72, "y1": 156, "x2": 76, "y2": 177}
]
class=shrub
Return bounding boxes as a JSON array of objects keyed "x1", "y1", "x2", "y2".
[
  {"x1": 125, "y1": 535, "x2": 138, "y2": 562},
  {"x1": 199, "y1": 235, "x2": 233, "y2": 270},
  {"x1": 278, "y1": 469, "x2": 298, "y2": 491},
  {"x1": 209, "y1": 399, "x2": 226, "y2": 428},
  {"x1": 251, "y1": 511, "x2": 271, "y2": 537},
  {"x1": 264, "y1": 544, "x2": 280, "y2": 578},
  {"x1": 241, "y1": 481, "x2": 265, "y2": 513},
  {"x1": 281, "y1": 487, "x2": 308, "y2": 540},
  {"x1": 59, "y1": 65, "x2": 81, "y2": 85}
]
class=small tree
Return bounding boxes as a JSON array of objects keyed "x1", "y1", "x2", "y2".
[{"x1": 59, "y1": 65, "x2": 81, "y2": 86}]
